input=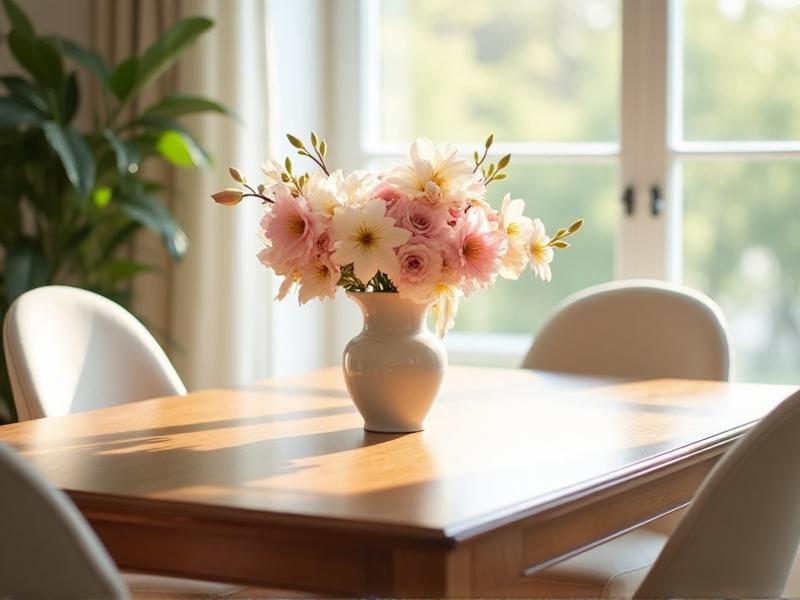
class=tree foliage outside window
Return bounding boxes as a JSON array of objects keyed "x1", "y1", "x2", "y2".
[{"x1": 376, "y1": 0, "x2": 800, "y2": 384}]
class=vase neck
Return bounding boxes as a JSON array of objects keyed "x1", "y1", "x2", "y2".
[{"x1": 348, "y1": 292, "x2": 431, "y2": 334}]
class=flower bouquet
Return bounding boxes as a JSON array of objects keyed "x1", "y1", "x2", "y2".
[{"x1": 213, "y1": 133, "x2": 582, "y2": 432}]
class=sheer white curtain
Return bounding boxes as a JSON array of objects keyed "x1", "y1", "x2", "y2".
[
  {"x1": 91, "y1": 0, "x2": 337, "y2": 390},
  {"x1": 169, "y1": 0, "x2": 274, "y2": 389}
]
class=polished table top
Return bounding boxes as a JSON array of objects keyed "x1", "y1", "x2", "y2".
[{"x1": 0, "y1": 367, "x2": 795, "y2": 595}]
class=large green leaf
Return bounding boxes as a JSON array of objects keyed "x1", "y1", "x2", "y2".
[
  {"x1": 7, "y1": 30, "x2": 63, "y2": 89},
  {"x1": 136, "y1": 115, "x2": 211, "y2": 167},
  {"x1": 0, "y1": 75, "x2": 49, "y2": 113},
  {"x1": 118, "y1": 193, "x2": 187, "y2": 259},
  {"x1": 50, "y1": 36, "x2": 111, "y2": 88},
  {"x1": 42, "y1": 121, "x2": 96, "y2": 199},
  {"x1": 109, "y1": 17, "x2": 212, "y2": 102},
  {"x1": 63, "y1": 71, "x2": 79, "y2": 122},
  {"x1": 103, "y1": 129, "x2": 140, "y2": 175},
  {"x1": 0, "y1": 96, "x2": 41, "y2": 128},
  {"x1": 1, "y1": 0, "x2": 34, "y2": 36},
  {"x1": 98, "y1": 258, "x2": 155, "y2": 284},
  {"x1": 4, "y1": 242, "x2": 49, "y2": 304},
  {"x1": 108, "y1": 57, "x2": 139, "y2": 101},
  {"x1": 156, "y1": 129, "x2": 209, "y2": 168},
  {"x1": 141, "y1": 93, "x2": 238, "y2": 121}
]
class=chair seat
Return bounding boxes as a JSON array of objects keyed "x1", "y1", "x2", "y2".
[{"x1": 498, "y1": 529, "x2": 667, "y2": 598}]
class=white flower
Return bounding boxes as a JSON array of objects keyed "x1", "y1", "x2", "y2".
[
  {"x1": 344, "y1": 170, "x2": 379, "y2": 207},
  {"x1": 431, "y1": 283, "x2": 462, "y2": 338},
  {"x1": 302, "y1": 170, "x2": 347, "y2": 218},
  {"x1": 498, "y1": 194, "x2": 533, "y2": 280},
  {"x1": 330, "y1": 200, "x2": 411, "y2": 283},
  {"x1": 260, "y1": 158, "x2": 284, "y2": 184},
  {"x1": 389, "y1": 137, "x2": 484, "y2": 207},
  {"x1": 527, "y1": 218, "x2": 553, "y2": 282},
  {"x1": 298, "y1": 254, "x2": 340, "y2": 304}
]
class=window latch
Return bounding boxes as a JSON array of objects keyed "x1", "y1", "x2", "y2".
[
  {"x1": 651, "y1": 184, "x2": 663, "y2": 216},
  {"x1": 622, "y1": 185, "x2": 634, "y2": 216}
]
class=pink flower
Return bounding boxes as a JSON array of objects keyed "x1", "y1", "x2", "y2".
[
  {"x1": 394, "y1": 237, "x2": 444, "y2": 303},
  {"x1": 452, "y1": 208, "x2": 506, "y2": 292},
  {"x1": 394, "y1": 200, "x2": 450, "y2": 239},
  {"x1": 260, "y1": 188, "x2": 321, "y2": 268},
  {"x1": 372, "y1": 183, "x2": 408, "y2": 212}
]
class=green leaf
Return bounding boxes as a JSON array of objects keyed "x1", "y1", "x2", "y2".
[
  {"x1": 110, "y1": 17, "x2": 213, "y2": 102},
  {"x1": 41, "y1": 121, "x2": 96, "y2": 199},
  {"x1": 0, "y1": 96, "x2": 41, "y2": 128},
  {"x1": 156, "y1": 129, "x2": 209, "y2": 168},
  {"x1": 5, "y1": 242, "x2": 49, "y2": 304},
  {"x1": 98, "y1": 258, "x2": 155, "y2": 283},
  {"x1": 103, "y1": 221, "x2": 141, "y2": 256},
  {"x1": 103, "y1": 129, "x2": 140, "y2": 175},
  {"x1": 117, "y1": 193, "x2": 188, "y2": 259},
  {"x1": 287, "y1": 134, "x2": 304, "y2": 149},
  {"x1": 93, "y1": 186, "x2": 112, "y2": 208},
  {"x1": 1, "y1": 75, "x2": 49, "y2": 113},
  {"x1": 49, "y1": 36, "x2": 110, "y2": 87},
  {"x1": 2, "y1": 0, "x2": 34, "y2": 36},
  {"x1": 63, "y1": 71, "x2": 79, "y2": 122},
  {"x1": 7, "y1": 31, "x2": 63, "y2": 89},
  {"x1": 108, "y1": 57, "x2": 139, "y2": 101},
  {"x1": 140, "y1": 93, "x2": 238, "y2": 121}
]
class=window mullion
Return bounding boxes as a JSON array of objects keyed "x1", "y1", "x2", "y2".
[{"x1": 620, "y1": 0, "x2": 672, "y2": 280}]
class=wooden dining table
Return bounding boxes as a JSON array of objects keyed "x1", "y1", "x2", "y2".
[{"x1": 0, "y1": 366, "x2": 795, "y2": 597}]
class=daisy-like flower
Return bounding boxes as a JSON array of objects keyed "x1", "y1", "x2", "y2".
[
  {"x1": 302, "y1": 170, "x2": 347, "y2": 219},
  {"x1": 498, "y1": 194, "x2": 534, "y2": 280},
  {"x1": 331, "y1": 200, "x2": 411, "y2": 283},
  {"x1": 298, "y1": 253, "x2": 340, "y2": 304},
  {"x1": 344, "y1": 170, "x2": 380, "y2": 207},
  {"x1": 389, "y1": 137, "x2": 484, "y2": 207},
  {"x1": 528, "y1": 218, "x2": 554, "y2": 282},
  {"x1": 453, "y1": 208, "x2": 507, "y2": 292}
]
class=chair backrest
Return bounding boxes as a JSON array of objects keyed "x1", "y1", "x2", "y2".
[
  {"x1": 0, "y1": 443, "x2": 129, "y2": 599},
  {"x1": 635, "y1": 389, "x2": 800, "y2": 598},
  {"x1": 3, "y1": 285, "x2": 186, "y2": 420},
  {"x1": 521, "y1": 280, "x2": 733, "y2": 380}
]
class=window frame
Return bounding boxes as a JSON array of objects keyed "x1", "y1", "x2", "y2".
[{"x1": 328, "y1": 0, "x2": 800, "y2": 365}]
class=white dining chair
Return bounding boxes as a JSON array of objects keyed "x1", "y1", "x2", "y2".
[
  {"x1": 3, "y1": 285, "x2": 186, "y2": 420},
  {"x1": 519, "y1": 279, "x2": 734, "y2": 597},
  {"x1": 2, "y1": 286, "x2": 272, "y2": 598},
  {"x1": 521, "y1": 279, "x2": 732, "y2": 380},
  {"x1": 499, "y1": 388, "x2": 800, "y2": 598},
  {"x1": 0, "y1": 442, "x2": 130, "y2": 599},
  {"x1": 634, "y1": 387, "x2": 800, "y2": 598}
]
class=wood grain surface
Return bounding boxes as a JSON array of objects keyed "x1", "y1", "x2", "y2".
[{"x1": 0, "y1": 367, "x2": 794, "y2": 596}]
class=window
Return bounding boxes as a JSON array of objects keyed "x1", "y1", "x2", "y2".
[{"x1": 330, "y1": 0, "x2": 800, "y2": 381}]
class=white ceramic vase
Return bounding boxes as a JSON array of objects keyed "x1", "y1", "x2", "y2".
[{"x1": 343, "y1": 291, "x2": 447, "y2": 433}]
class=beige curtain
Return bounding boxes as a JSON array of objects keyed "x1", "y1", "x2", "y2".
[{"x1": 91, "y1": 0, "x2": 274, "y2": 389}]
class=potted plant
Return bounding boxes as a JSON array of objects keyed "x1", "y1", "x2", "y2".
[{"x1": 0, "y1": 0, "x2": 233, "y2": 422}]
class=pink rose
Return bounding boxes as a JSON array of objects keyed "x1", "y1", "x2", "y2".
[{"x1": 394, "y1": 237, "x2": 443, "y2": 302}]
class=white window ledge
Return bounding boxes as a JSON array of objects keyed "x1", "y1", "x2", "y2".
[{"x1": 444, "y1": 332, "x2": 532, "y2": 368}]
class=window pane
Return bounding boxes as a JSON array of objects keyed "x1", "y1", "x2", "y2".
[
  {"x1": 455, "y1": 164, "x2": 617, "y2": 334},
  {"x1": 376, "y1": 0, "x2": 620, "y2": 144},
  {"x1": 682, "y1": 160, "x2": 800, "y2": 383},
  {"x1": 682, "y1": 0, "x2": 800, "y2": 141}
]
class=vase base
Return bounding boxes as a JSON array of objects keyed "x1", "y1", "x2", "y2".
[{"x1": 364, "y1": 423, "x2": 424, "y2": 434}]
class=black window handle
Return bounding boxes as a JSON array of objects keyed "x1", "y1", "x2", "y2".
[
  {"x1": 622, "y1": 185, "x2": 634, "y2": 216},
  {"x1": 651, "y1": 184, "x2": 663, "y2": 216}
]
